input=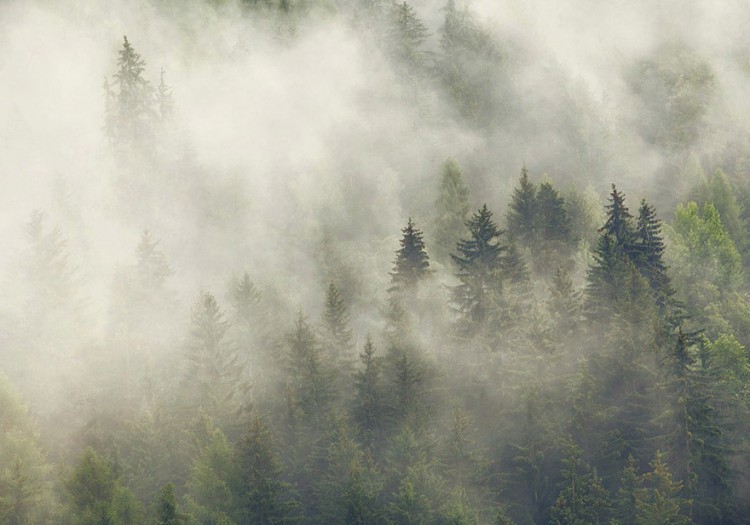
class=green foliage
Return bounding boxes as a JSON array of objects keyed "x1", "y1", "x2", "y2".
[
  {"x1": 390, "y1": 218, "x2": 431, "y2": 292},
  {"x1": 386, "y1": 2, "x2": 429, "y2": 70},
  {"x1": 635, "y1": 452, "x2": 692, "y2": 525},
  {"x1": 451, "y1": 204, "x2": 506, "y2": 329},
  {"x1": 432, "y1": 158, "x2": 470, "y2": 264},
  {"x1": 549, "y1": 441, "x2": 611, "y2": 525},
  {"x1": 0, "y1": 375, "x2": 54, "y2": 524},
  {"x1": 234, "y1": 415, "x2": 298, "y2": 524},
  {"x1": 65, "y1": 448, "x2": 143, "y2": 525},
  {"x1": 182, "y1": 292, "x2": 249, "y2": 429},
  {"x1": 322, "y1": 282, "x2": 353, "y2": 363},
  {"x1": 506, "y1": 167, "x2": 537, "y2": 246},
  {"x1": 185, "y1": 424, "x2": 236, "y2": 524},
  {"x1": 669, "y1": 201, "x2": 743, "y2": 294},
  {"x1": 352, "y1": 336, "x2": 386, "y2": 450},
  {"x1": 154, "y1": 483, "x2": 187, "y2": 525}
]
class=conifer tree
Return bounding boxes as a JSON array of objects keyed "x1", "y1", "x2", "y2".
[
  {"x1": 110, "y1": 36, "x2": 156, "y2": 149},
  {"x1": 387, "y1": 2, "x2": 430, "y2": 69},
  {"x1": 352, "y1": 336, "x2": 385, "y2": 450},
  {"x1": 451, "y1": 204, "x2": 505, "y2": 328},
  {"x1": 433, "y1": 158, "x2": 470, "y2": 264},
  {"x1": 65, "y1": 448, "x2": 143, "y2": 525},
  {"x1": 154, "y1": 483, "x2": 187, "y2": 525},
  {"x1": 322, "y1": 282, "x2": 353, "y2": 362},
  {"x1": 632, "y1": 200, "x2": 674, "y2": 310},
  {"x1": 549, "y1": 441, "x2": 612, "y2": 525},
  {"x1": 600, "y1": 184, "x2": 634, "y2": 247},
  {"x1": 636, "y1": 452, "x2": 691, "y2": 524},
  {"x1": 182, "y1": 292, "x2": 249, "y2": 428},
  {"x1": 506, "y1": 166, "x2": 537, "y2": 246},
  {"x1": 285, "y1": 312, "x2": 334, "y2": 424},
  {"x1": 390, "y1": 218, "x2": 430, "y2": 292},
  {"x1": 234, "y1": 415, "x2": 298, "y2": 524}
]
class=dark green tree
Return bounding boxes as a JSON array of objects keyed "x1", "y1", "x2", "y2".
[
  {"x1": 390, "y1": 218, "x2": 430, "y2": 292},
  {"x1": 549, "y1": 441, "x2": 611, "y2": 525},
  {"x1": 234, "y1": 415, "x2": 298, "y2": 524},
  {"x1": 451, "y1": 204, "x2": 505, "y2": 329},
  {"x1": 154, "y1": 483, "x2": 187, "y2": 525},
  {"x1": 506, "y1": 166, "x2": 537, "y2": 246},
  {"x1": 284, "y1": 312, "x2": 334, "y2": 424},
  {"x1": 65, "y1": 448, "x2": 142, "y2": 525},
  {"x1": 352, "y1": 336, "x2": 386, "y2": 451}
]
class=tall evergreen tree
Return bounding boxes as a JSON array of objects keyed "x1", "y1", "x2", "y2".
[
  {"x1": 322, "y1": 282, "x2": 353, "y2": 361},
  {"x1": 181, "y1": 292, "x2": 249, "y2": 428},
  {"x1": 284, "y1": 312, "x2": 334, "y2": 424},
  {"x1": 352, "y1": 336, "x2": 386, "y2": 450},
  {"x1": 506, "y1": 166, "x2": 537, "y2": 246},
  {"x1": 109, "y1": 36, "x2": 156, "y2": 149},
  {"x1": 390, "y1": 218, "x2": 430, "y2": 292},
  {"x1": 387, "y1": 2, "x2": 430, "y2": 69},
  {"x1": 600, "y1": 184, "x2": 634, "y2": 247},
  {"x1": 154, "y1": 483, "x2": 187, "y2": 525},
  {"x1": 234, "y1": 415, "x2": 298, "y2": 524},
  {"x1": 432, "y1": 158, "x2": 470, "y2": 264},
  {"x1": 451, "y1": 204, "x2": 506, "y2": 329}
]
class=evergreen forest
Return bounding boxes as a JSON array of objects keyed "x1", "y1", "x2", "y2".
[{"x1": 4, "y1": 0, "x2": 750, "y2": 523}]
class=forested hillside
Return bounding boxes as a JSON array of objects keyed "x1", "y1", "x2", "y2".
[{"x1": 2, "y1": 0, "x2": 750, "y2": 523}]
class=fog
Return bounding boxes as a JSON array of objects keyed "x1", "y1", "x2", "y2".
[{"x1": 2, "y1": 0, "x2": 750, "y2": 522}]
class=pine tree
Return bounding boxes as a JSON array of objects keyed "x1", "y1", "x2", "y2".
[
  {"x1": 136, "y1": 229, "x2": 173, "y2": 289},
  {"x1": 549, "y1": 441, "x2": 612, "y2": 525},
  {"x1": 387, "y1": 2, "x2": 430, "y2": 69},
  {"x1": 390, "y1": 218, "x2": 430, "y2": 292},
  {"x1": 636, "y1": 452, "x2": 691, "y2": 525},
  {"x1": 432, "y1": 158, "x2": 470, "y2": 264},
  {"x1": 631, "y1": 200, "x2": 672, "y2": 304},
  {"x1": 322, "y1": 282, "x2": 353, "y2": 363},
  {"x1": 506, "y1": 166, "x2": 537, "y2": 246},
  {"x1": 601, "y1": 184, "x2": 634, "y2": 247},
  {"x1": 111, "y1": 36, "x2": 156, "y2": 149},
  {"x1": 154, "y1": 483, "x2": 187, "y2": 525},
  {"x1": 65, "y1": 448, "x2": 143, "y2": 525},
  {"x1": 352, "y1": 336, "x2": 385, "y2": 450},
  {"x1": 614, "y1": 455, "x2": 640, "y2": 525},
  {"x1": 451, "y1": 204, "x2": 506, "y2": 329},
  {"x1": 234, "y1": 415, "x2": 298, "y2": 524},
  {"x1": 285, "y1": 312, "x2": 334, "y2": 424},
  {"x1": 182, "y1": 292, "x2": 249, "y2": 429}
]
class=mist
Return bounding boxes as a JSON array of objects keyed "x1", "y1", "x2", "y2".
[{"x1": 2, "y1": 0, "x2": 750, "y2": 523}]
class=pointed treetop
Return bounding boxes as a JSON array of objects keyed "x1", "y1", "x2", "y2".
[{"x1": 390, "y1": 217, "x2": 430, "y2": 291}]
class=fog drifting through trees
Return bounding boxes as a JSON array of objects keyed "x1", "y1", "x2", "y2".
[{"x1": 2, "y1": 0, "x2": 750, "y2": 523}]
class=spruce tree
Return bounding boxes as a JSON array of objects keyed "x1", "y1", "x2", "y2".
[
  {"x1": 451, "y1": 204, "x2": 506, "y2": 328},
  {"x1": 632, "y1": 200, "x2": 671, "y2": 298},
  {"x1": 234, "y1": 415, "x2": 298, "y2": 524},
  {"x1": 506, "y1": 166, "x2": 537, "y2": 246},
  {"x1": 111, "y1": 36, "x2": 156, "y2": 149},
  {"x1": 154, "y1": 483, "x2": 187, "y2": 525},
  {"x1": 352, "y1": 336, "x2": 385, "y2": 450},
  {"x1": 600, "y1": 184, "x2": 634, "y2": 247},
  {"x1": 285, "y1": 312, "x2": 334, "y2": 424},
  {"x1": 432, "y1": 158, "x2": 470, "y2": 264},
  {"x1": 387, "y1": 2, "x2": 430, "y2": 69},
  {"x1": 322, "y1": 282, "x2": 353, "y2": 360},
  {"x1": 182, "y1": 292, "x2": 249, "y2": 428},
  {"x1": 390, "y1": 218, "x2": 430, "y2": 292}
]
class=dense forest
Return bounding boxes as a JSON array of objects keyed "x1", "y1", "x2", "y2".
[{"x1": 3, "y1": 0, "x2": 750, "y2": 523}]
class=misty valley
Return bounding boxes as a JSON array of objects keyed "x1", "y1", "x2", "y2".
[{"x1": 3, "y1": 0, "x2": 750, "y2": 524}]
